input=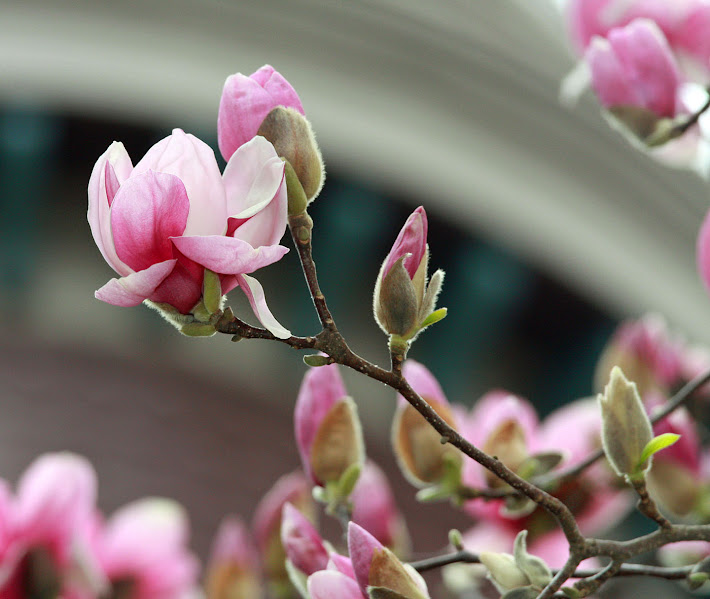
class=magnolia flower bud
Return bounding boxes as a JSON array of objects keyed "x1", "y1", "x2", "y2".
[
  {"x1": 205, "y1": 516, "x2": 262, "y2": 599},
  {"x1": 281, "y1": 503, "x2": 329, "y2": 576},
  {"x1": 348, "y1": 523, "x2": 429, "y2": 599},
  {"x1": 373, "y1": 207, "x2": 445, "y2": 343},
  {"x1": 257, "y1": 106, "x2": 325, "y2": 204},
  {"x1": 599, "y1": 366, "x2": 654, "y2": 479},
  {"x1": 294, "y1": 364, "x2": 365, "y2": 489},
  {"x1": 392, "y1": 361, "x2": 461, "y2": 488}
]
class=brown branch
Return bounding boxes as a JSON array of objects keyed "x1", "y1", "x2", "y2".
[{"x1": 632, "y1": 479, "x2": 672, "y2": 529}]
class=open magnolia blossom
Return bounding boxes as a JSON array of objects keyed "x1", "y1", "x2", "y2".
[{"x1": 88, "y1": 129, "x2": 291, "y2": 338}]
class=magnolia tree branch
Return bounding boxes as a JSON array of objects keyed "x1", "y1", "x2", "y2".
[
  {"x1": 409, "y1": 550, "x2": 692, "y2": 580},
  {"x1": 214, "y1": 208, "x2": 710, "y2": 598}
]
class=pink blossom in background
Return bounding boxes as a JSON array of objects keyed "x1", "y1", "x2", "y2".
[
  {"x1": 280, "y1": 503, "x2": 329, "y2": 576},
  {"x1": 89, "y1": 130, "x2": 291, "y2": 337},
  {"x1": 218, "y1": 65, "x2": 305, "y2": 162},
  {"x1": 585, "y1": 19, "x2": 684, "y2": 118},
  {"x1": 566, "y1": 0, "x2": 694, "y2": 52},
  {"x1": 350, "y1": 461, "x2": 409, "y2": 553},
  {"x1": 95, "y1": 498, "x2": 199, "y2": 599},
  {"x1": 0, "y1": 454, "x2": 100, "y2": 599}
]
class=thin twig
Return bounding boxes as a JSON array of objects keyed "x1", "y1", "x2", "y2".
[{"x1": 632, "y1": 479, "x2": 672, "y2": 529}]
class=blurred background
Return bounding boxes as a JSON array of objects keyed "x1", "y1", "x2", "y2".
[{"x1": 0, "y1": 1, "x2": 708, "y2": 595}]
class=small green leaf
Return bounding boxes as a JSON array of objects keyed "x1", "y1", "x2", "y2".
[
  {"x1": 638, "y1": 433, "x2": 681, "y2": 467},
  {"x1": 419, "y1": 307, "x2": 447, "y2": 329},
  {"x1": 688, "y1": 572, "x2": 709, "y2": 591},
  {"x1": 501, "y1": 587, "x2": 540, "y2": 599},
  {"x1": 448, "y1": 528, "x2": 464, "y2": 550},
  {"x1": 179, "y1": 323, "x2": 216, "y2": 337},
  {"x1": 303, "y1": 354, "x2": 332, "y2": 367},
  {"x1": 368, "y1": 587, "x2": 409, "y2": 599},
  {"x1": 202, "y1": 269, "x2": 222, "y2": 315},
  {"x1": 561, "y1": 586, "x2": 582, "y2": 598},
  {"x1": 416, "y1": 485, "x2": 452, "y2": 503},
  {"x1": 336, "y1": 462, "x2": 362, "y2": 499}
]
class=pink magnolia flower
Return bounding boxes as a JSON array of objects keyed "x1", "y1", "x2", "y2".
[
  {"x1": 280, "y1": 503, "x2": 329, "y2": 576},
  {"x1": 373, "y1": 207, "x2": 445, "y2": 340},
  {"x1": 566, "y1": 0, "x2": 694, "y2": 51},
  {"x1": 88, "y1": 129, "x2": 290, "y2": 338},
  {"x1": 95, "y1": 498, "x2": 199, "y2": 599},
  {"x1": 294, "y1": 363, "x2": 364, "y2": 487},
  {"x1": 205, "y1": 516, "x2": 262, "y2": 599},
  {"x1": 585, "y1": 19, "x2": 684, "y2": 118},
  {"x1": 350, "y1": 461, "x2": 409, "y2": 553},
  {"x1": 218, "y1": 65, "x2": 305, "y2": 162},
  {"x1": 0, "y1": 453, "x2": 100, "y2": 599},
  {"x1": 307, "y1": 569, "x2": 362, "y2": 599},
  {"x1": 460, "y1": 396, "x2": 633, "y2": 554}
]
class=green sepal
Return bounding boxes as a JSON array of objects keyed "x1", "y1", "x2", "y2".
[
  {"x1": 419, "y1": 307, "x2": 447, "y2": 330},
  {"x1": 416, "y1": 485, "x2": 453, "y2": 503},
  {"x1": 448, "y1": 528, "x2": 464, "y2": 550},
  {"x1": 561, "y1": 586, "x2": 582, "y2": 598},
  {"x1": 517, "y1": 452, "x2": 564, "y2": 480},
  {"x1": 202, "y1": 269, "x2": 222, "y2": 315},
  {"x1": 637, "y1": 433, "x2": 681, "y2": 469},
  {"x1": 179, "y1": 323, "x2": 216, "y2": 337},
  {"x1": 284, "y1": 159, "x2": 309, "y2": 216},
  {"x1": 368, "y1": 587, "x2": 409, "y2": 599},
  {"x1": 303, "y1": 354, "x2": 332, "y2": 367},
  {"x1": 336, "y1": 462, "x2": 362, "y2": 500},
  {"x1": 284, "y1": 559, "x2": 309, "y2": 599},
  {"x1": 513, "y1": 531, "x2": 551, "y2": 589},
  {"x1": 501, "y1": 587, "x2": 540, "y2": 599},
  {"x1": 688, "y1": 572, "x2": 709, "y2": 591}
]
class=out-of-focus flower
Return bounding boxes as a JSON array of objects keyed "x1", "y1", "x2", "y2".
[
  {"x1": 348, "y1": 523, "x2": 428, "y2": 599},
  {"x1": 252, "y1": 471, "x2": 313, "y2": 598},
  {"x1": 350, "y1": 461, "x2": 409, "y2": 555},
  {"x1": 88, "y1": 129, "x2": 290, "y2": 338},
  {"x1": 0, "y1": 453, "x2": 101, "y2": 599},
  {"x1": 594, "y1": 314, "x2": 684, "y2": 399},
  {"x1": 205, "y1": 516, "x2": 262, "y2": 599},
  {"x1": 565, "y1": 0, "x2": 693, "y2": 52},
  {"x1": 392, "y1": 361, "x2": 461, "y2": 488},
  {"x1": 218, "y1": 65, "x2": 305, "y2": 162},
  {"x1": 373, "y1": 207, "x2": 445, "y2": 343},
  {"x1": 95, "y1": 498, "x2": 199, "y2": 599},
  {"x1": 307, "y1": 569, "x2": 362, "y2": 599},
  {"x1": 280, "y1": 503, "x2": 329, "y2": 577},
  {"x1": 585, "y1": 20, "x2": 685, "y2": 145},
  {"x1": 294, "y1": 363, "x2": 364, "y2": 489}
]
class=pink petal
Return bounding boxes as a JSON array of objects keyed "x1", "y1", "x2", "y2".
[
  {"x1": 606, "y1": 19, "x2": 682, "y2": 116},
  {"x1": 698, "y1": 207, "x2": 710, "y2": 292},
  {"x1": 223, "y1": 137, "x2": 288, "y2": 248},
  {"x1": 147, "y1": 260, "x2": 204, "y2": 315},
  {"x1": 400, "y1": 360, "x2": 448, "y2": 407},
  {"x1": 350, "y1": 461, "x2": 402, "y2": 549},
  {"x1": 676, "y1": 4, "x2": 710, "y2": 68},
  {"x1": 294, "y1": 363, "x2": 348, "y2": 481},
  {"x1": 218, "y1": 67, "x2": 304, "y2": 161},
  {"x1": 347, "y1": 522, "x2": 382, "y2": 596},
  {"x1": 237, "y1": 274, "x2": 291, "y2": 339},
  {"x1": 327, "y1": 555, "x2": 356, "y2": 579},
  {"x1": 281, "y1": 503, "x2": 329, "y2": 576},
  {"x1": 383, "y1": 207, "x2": 428, "y2": 280},
  {"x1": 586, "y1": 35, "x2": 645, "y2": 108},
  {"x1": 133, "y1": 129, "x2": 227, "y2": 236},
  {"x1": 15, "y1": 453, "x2": 97, "y2": 550},
  {"x1": 95, "y1": 260, "x2": 177, "y2": 307},
  {"x1": 111, "y1": 171, "x2": 189, "y2": 272},
  {"x1": 87, "y1": 141, "x2": 133, "y2": 276},
  {"x1": 308, "y1": 570, "x2": 362, "y2": 599},
  {"x1": 208, "y1": 516, "x2": 259, "y2": 572},
  {"x1": 466, "y1": 391, "x2": 539, "y2": 449},
  {"x1": 537, "y1": 399, "x2": 600, "y2": 466},
  {"x1": 171, "y1": 235, "x2": 288, "y2": 275}
]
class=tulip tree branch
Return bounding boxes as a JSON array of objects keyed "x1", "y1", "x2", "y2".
[
  {"x1": 409, "y1": 549, "x2": 692, "y2": 580},
  {"x1": 214, "y1": 206, "x2": 710, "y2": 598},
  {"x1": 632, "y1": 479, "x2": 671, "y2": 529}
]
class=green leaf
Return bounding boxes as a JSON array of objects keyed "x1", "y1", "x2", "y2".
[
  {"x1": 561, "y1": 586, "x2": 582, "y2": 598},
  {"x1": 303, "y1": 354, "x2": 332, "y2": 367},
  {"x1": 638, "y1": 433, "x2": 681, "y2": 467},
  {"x1": 416, "y1": 485, "x2": 452, "y2": 503},
  {"x1": 419, "y1": 307, "x2": 447, "y2": 329},
  {"x1": 202, "y1": 268, "x2": 222, "y2": 315},
  {"x1": 336, "y1": 462, "x2": 362, "y2": 499},
  {"x1": 368, "y1": 587, "x2": 409, "y2": 599}
]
